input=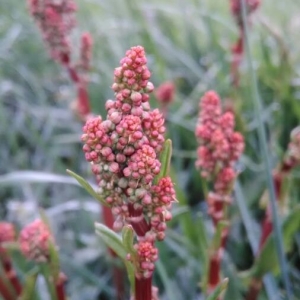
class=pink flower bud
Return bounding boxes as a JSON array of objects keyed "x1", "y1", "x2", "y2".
[{"x1": 19, "y1": 220, "x2": 54, "y2": 263}]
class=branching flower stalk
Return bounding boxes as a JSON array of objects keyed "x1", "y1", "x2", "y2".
[
  {"x1": 195, "y1": 91, "x2": 244, "y2": 296},
  {"x1": 246, "y1": 126, "x2": 300, "y2": 300},
  {"x1": 0, "y1": 222, "x2": 22, "y2": 299},
  {"x1": 82, "y1": 46, "x2": 176, "y2": 300},
  {"x1": 19, "y1": 219, "x2": 67, "y2": 300},
  {"x1": 230, "y1": 0, "x2": 260, "y2": 87},
  {"x1": 27, "y1": 0, "x2": 93, "y2": 119}
]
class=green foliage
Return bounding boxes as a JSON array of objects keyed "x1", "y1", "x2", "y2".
[
  {"x1": 19, "y1": 271, "x2": 39, "y2": 300},
  {"x1": 154, "y1": 139, "x2": 173, "y2": 184},
  {"x1": 95, "y1": 223, "x2": 135, "y2": 291},
  {"x1": 1, "y1": 0, "x2": 300, "y2": 299}
]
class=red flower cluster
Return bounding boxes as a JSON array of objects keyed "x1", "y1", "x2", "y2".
[
  {"x1": 27, "y1": 0, "x2": 77, "y2": 64},
  {"x1": 82, "y1": 46, "x2": 175, "y2": 279},
  {"x1": 0, "y1": 222, "x2": 15, "y2": 244},
  {"x1": 195, "y1": 91, "x2": 244, "y2": 224},
  {"x1": 19, "y1": 220, "x2": 54, "y2": 263}
]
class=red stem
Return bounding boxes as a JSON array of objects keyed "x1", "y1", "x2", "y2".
[
  {"x1": 0, "y1": 276, "x2": 14, "y2": 300},
  {"x1": 65, "y1": 63, "x2": 91, "y2": 119},
  {"x1": 248, "y1": 165, "x2": 292, "y2": 300},
  {"x1": 246, "y1": 278, "x2": 262, "y2": 300},
  {"x1": 230, "y1": 29, "x2": 244, "y2": 87},
  {"x1": 128, "y1": 203, "x2": 151, "y2": 237},
  {"x1": 0, "y1": 250, "x2": 22, "y2": 296},
  {"x1": 55, "y1": 273, "x2": 67, "y2": 300},
  {"x1": 102, "y1": 206, "x2": 125, "y2": 299},
  {"x1": 128, "y1": 203, "x2": 153, "y2": 300},
  {"x1": 135, "y1": 276, "x2": 152, "y2": 300},
  {"x1": 208, "y1": 250, "x2": 221, "y2": 293}
]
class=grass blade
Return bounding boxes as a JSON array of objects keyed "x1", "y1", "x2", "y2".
[{"x1": 240, "y1": 0, "x2": 292, "y2": 297}]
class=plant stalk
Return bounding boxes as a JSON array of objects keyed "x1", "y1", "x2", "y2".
[{"x1": 135, "y1": 277, "x2": 152, "y2": 300}]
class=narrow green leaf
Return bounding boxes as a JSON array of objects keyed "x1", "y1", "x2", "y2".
[
  {"x1": 48, "y1": 241, "x2": 60, "y2": 281},
  {"x1": 122, "y1": 225, "x2": 137, "y2": 262},
  {"x1": 95, "y1": 223, "x2": 135, "y2": 290},
  {"x1": 66, "y1": 169, "x2": 108, "y2": 206},
  {"x1": 206, "y1": 278, "x2": 229, "y2": 300},
  {"x1": 40, "y1": 264, "x2": 57, "y2": 300},
  {"x1": 154, "y1": 139, "x2": 172, "y2": 184},
  {"x1": 19, "y1": 272, "x2": 38, "y2": 300},
  {"x1": 251, "y1": 206, "x2": 300, "y2": 277},
  {"x1": 95, "y1": 223, "x2": 127, "y2": 258}
]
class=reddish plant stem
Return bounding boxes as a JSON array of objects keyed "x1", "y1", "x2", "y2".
[
  {"x1": 208, "y1": 250, "x2": 221, "y2": 292},
  {"x1": 0, "y1": 250, "x2": 22, "y2": 297},
  {"x1": 65, "y1": 63, "x2": 91, "y2": 119},
  {"x1": 128, "y1": 203, "x2": 152, "y2": 300},
  {"x1": 128, "y1": 204, "x2": 151, "y2": 236},
  {"x1": 102, "y1": 205, "x2": 125, "y2": 299},
  {"x1": 135, "y1": 276, "x2": 152, "y2": 300},
  {"x1": 55, "y1": 273, "x2": 67, "y2": 300},
  {"x1": 247, "y1": 163, "x2": 294, "y2": 300},
  {"x1": 231, "y1": 29, "x2": 244, "y2": 87},
  {"x1": 246, "y1": 278, "x2": 262, "y2": 300},
  {"x1": 0, "y1": 276, "x2": 14, "y2": 300}
]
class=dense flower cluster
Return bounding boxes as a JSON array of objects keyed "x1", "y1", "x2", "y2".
[
  {"x1": 28, "y1": 0, "x2": 93, "y2": 118},
  {"x1": 82, "y1": 46, "x2": 175, "y2": 279},
  {"x1": 27, "y1": 0, "x2": 77, "y2": 64},
  {"x1": 19, "y1": 220, "x2": 54, "y2": 263},
  {"x1": 0, "y1": 222, "x2": 15, "y2": 244},
  {"x1": 195, "y1": 91, "x2": 244, "y2": 224}
]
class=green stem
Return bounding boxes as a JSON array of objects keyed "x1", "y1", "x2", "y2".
[
  {"x1": 40, "y1": 264, "x2": 57, "y2": 300},
  {"x1": 240, "y1": 0, "x2": 292, "y2": 298}
]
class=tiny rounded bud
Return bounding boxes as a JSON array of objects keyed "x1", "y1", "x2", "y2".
[
  {"x1": 145, "y1": 82, "x2": 154, "y2": 93},
  {"x1": 118, "y1": 178, "x2": 128, "y2": 188},
  {"x1": 135, "y1": 188, "x2": 147, "y2": 199},
  {"x1": 110, "y1": 112, "x2": 122, "y2": 124},
  {"x1": 109, "y1": 162, "x2": 119, "y2": 173},
  {"x1": 131, "y1": 92, "x2": 142, "y2": 104}
]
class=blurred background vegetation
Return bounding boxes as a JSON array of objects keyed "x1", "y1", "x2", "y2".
[{"x1": 1, "y1": 0, "x2": 300, "y2": 299}]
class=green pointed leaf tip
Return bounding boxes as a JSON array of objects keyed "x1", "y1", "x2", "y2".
[
  {"x1": 206, "y1": 278, "x2": 229, "y2": 300},
  {"x1": 154, "y1": 139, "x2": 172, "y2": 184},
  {"x1": 48, "y1": 241, "x2": 60, "y2": 280},
  {"x1": 66, "y1": 169, "x2": 108, "y2": 206},
  {"x1": 252, "y1": 205, "x2": 300, "y2": 278}
]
